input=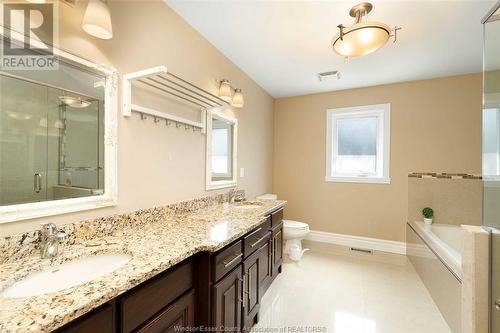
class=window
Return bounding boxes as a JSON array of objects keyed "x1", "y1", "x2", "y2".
[
  {"x1": 326, "y1": 104, "x2": 390, "y2": 184},
  {"x1": 483, "y1": 108, "x2": 500, "y2": 178}
]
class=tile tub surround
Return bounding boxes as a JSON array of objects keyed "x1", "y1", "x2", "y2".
[
  {"x1": 0, "y1": 196, "x2": 286, "y2": 332},
  {"x1": 408, "y1": 174, "x2": 482, "y2": 226}
]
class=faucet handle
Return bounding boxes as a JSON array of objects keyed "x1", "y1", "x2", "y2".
[
  {"x1": 57, "y1": 231, "x2": 68, "y2": 242},
  {"x1": 40, "y1": 223, "x2": 57, "y2": 233}
]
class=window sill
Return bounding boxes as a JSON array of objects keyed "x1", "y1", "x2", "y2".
[{"x1": 325, "y1": 176, "x2": 391, "y2": 184}]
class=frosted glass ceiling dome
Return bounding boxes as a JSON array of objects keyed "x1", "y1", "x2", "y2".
[{"x1": 332, "y1": 2, "x2": 399, "y2": 58}]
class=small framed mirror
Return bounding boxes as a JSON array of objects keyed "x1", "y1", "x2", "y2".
[{"x1": 206, "y1": 110, "x2": 237, "y2": 190}]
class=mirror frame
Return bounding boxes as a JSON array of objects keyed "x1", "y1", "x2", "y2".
[
  {"x1": 0, "y1": 28, "x2": 118, "y2": 223},
  {"x1": 206, "y1": 109, "x2": 238, "y2": 190}
]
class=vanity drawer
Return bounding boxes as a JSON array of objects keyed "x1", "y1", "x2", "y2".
[
  {"x1": 212, "y1": 240, "x2": 243, "y2": 282},
  {"x1": 120, "y1": 259, "x2": 193, "y2": 333},
  {"x1": 271, "y1": 209, "x2": 283, "y2": 228},
  {"x1": 243, "y1": 218, "x2": 271, "y2": 258}
]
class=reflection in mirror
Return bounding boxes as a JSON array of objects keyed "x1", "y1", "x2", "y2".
[
  {"x1": 206, "y1": 110, "x2": 237, "y2": 190},
  {"x1": 212, "y1": 118, "x2": 233, "y2": 180},
  {"x1": 0, "y1": 62, "x2": 105, "y2": 207}
]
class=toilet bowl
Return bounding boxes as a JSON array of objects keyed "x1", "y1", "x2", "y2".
[{"x1": 283, "y1": 220, "x2": 310, "y2": 261}]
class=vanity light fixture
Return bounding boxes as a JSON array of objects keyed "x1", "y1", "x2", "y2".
[
  {"x1": 218, "y1": 79, "x2": 233, "y2": 102},
  {"x1": 332, "y1": 2, "x2": 401, "y2": 59},
  {"x1": 231, "y1": 89, "x2": 244, "y2": 108},
  {"x1": 217, "y1": 79, "x2": 245, "y2": 108},
  {"x1": 82, "y1": 0, "x2": 113, "y2": 40}
]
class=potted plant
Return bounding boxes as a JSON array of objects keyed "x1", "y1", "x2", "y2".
[{"x1": 422, "y1": 207, "x2": 434, "y2": 225}]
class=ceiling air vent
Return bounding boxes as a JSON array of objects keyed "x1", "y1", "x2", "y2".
[{"x1": 318, "y1": 70, "x2": 341, "y2": 82}]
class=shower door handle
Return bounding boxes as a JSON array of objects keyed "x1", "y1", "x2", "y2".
[
  {"x1": 34, "y1": 173, "x2": 42, "y2": 193},
  {"x1": 495, "y1": 299, "x2": 500, "y2": 311}
]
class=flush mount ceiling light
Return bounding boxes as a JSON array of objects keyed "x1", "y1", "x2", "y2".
[
  {"x1": 82, "y1": 0, "x2": 113, "y2": 40},
  {"x1": 58, "y1": 96, "x2": 91, "y2": 108},
  {"x1": 231, "y1": 89, "x2": 244, "y2": 108},
  {"x1": 332, "y1": 2, "x2": 401, "y2": 59}
]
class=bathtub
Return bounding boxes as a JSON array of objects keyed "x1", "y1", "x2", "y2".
[
  {"x1": 409, "y1": 221, "x2": 463, "y2": 280},
  {"x1": 406, "y1": 221, "x2": 462, "y2": 333}
]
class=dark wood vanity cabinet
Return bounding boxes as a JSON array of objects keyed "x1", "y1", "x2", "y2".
[
  {"x1": 56, "y1": 207, "x2": 284, "y2": 333},
  {"x1": 270, "y1": 209, "x2": 284, "y2": 279},
  {"x1": 135, "y1": 289, "x2": 195, "y2": 333},
  {"x1": 242, "y1": 240, "x2": 270, "y2": 329},
  {"x1": 212, "y1": 265, "x2": 243, "y2": 331},
  {"x1": 56, "y1": 301, "x2": 116, "y2": 333},
  {"x1": 271, "y1": 223, "x2": 283, "y2": 278}
]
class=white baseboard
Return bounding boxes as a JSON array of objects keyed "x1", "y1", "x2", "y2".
[{"x1": 305, "y1": 230, "x2": 406, "y2": 255}]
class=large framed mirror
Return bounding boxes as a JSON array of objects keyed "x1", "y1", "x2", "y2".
[
  {"x1": 0, "y1": 31, "x2": 118, "y2": 223},
  {"x1": 206, "y1": 109, "x2": 237, "y2": 190}
]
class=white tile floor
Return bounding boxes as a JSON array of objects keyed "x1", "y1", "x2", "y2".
[{"x1": 255, "y1": 243, "x2": 452, "y2": 333}]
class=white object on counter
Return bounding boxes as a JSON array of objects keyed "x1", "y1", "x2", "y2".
[{"x1": 256, "y1": 193, "x2": 278, "y2": 200}]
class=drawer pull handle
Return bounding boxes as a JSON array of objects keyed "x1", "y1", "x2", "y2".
[
  {"x1": 250, "y1": 234, "x2": 269, "y2": 248},
  {"x1": 247, "y1": 227, "x2": 263, "y2": 238},
  {"x1": 223, "y1": 253, "x2": 242, "y2": 268}
]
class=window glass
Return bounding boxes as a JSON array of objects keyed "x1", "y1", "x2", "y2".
[{"x1": 335, "y1": 117, "x2": 378, "y2": 174}]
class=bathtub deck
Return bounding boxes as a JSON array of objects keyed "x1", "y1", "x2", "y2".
[{"x1": 256, "y1": 241, "x2": 452, "y2": 333}]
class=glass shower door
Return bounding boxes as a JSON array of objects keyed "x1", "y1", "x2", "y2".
[
  {"x1": 0, "y1": 74, "x2": 50, "y2": 206},
  {"x1": 483, "y1": 4, "x2": 500, "y2": 332}
]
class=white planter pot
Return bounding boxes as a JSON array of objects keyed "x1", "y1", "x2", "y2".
[{"x1": 424, "y1": 218, "x2": 433, "y2": 225}]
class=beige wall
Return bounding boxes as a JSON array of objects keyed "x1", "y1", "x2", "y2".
[
  {"x1": 0, "y1": 1, "x2": 274, "y2": 235},
  {"x1": 273, "y1": 74, "x2": 482, "y2": 242},
  {"x1": 408, "y1": 177, "x2": 482, "y2": 226}
]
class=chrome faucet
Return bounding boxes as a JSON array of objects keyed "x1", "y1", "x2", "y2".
[
  {"x1": 39, "y1": 223, "x2": 68, "y2": 259},
  {"x1": 228, "y1": 189, "x2": 245, "y2": 203}
]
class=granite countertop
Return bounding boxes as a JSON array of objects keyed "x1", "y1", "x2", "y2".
[{"x1": 0, "y1": 199, "x2": 286, "y2": 332}]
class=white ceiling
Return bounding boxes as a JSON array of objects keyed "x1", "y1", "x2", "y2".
[{"x1": 166, "y1": 0, "x2": 496, "y2": 98}]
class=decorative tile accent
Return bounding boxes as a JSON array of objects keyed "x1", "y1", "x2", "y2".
[
  {"x1": 408, "y1": 172, "x2": 482, "y2": 180},
  {"x1": 0, "y1": 192, "x2": 287, "y2": 333}
]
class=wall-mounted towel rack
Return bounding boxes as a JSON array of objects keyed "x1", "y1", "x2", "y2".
[{"x1": 123, "y1": 66, "x2": 228, "y2": 133}]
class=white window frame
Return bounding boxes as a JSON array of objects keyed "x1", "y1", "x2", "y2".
[{"x1": 326, "y1": 103, "x2": 390, "y2": 184}]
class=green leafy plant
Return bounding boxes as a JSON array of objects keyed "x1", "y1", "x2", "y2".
[{"x1": 422, "y1": 207, "x2": 434, "y2": 219}]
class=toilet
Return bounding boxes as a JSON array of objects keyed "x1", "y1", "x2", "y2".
[
  {"x1": 256, "y1": 194, "x2": 310, "y2": 261},
  {"x1": 283, "y1": 220, "x2": 310, "y2": 261}
]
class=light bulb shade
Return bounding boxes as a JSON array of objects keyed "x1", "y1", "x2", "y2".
[
  {"x1": 218, "y1": 79, "x2": 232, "y2": 102},
  {"x1": 232, "y1": 89, "x2": 244, "y2": 108},
  {"x1": 332, "y1": 21, "x2": 390, "y2": 57},
  {"x1": 82, "y1": 0, "x2": 113, "y2": 40}
]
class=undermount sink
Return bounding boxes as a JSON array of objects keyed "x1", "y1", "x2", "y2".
[
  {"x1": 2, "y1": 254, "x2": 131, "y2": 298},
  {"x1": 233, "y1": 201, "x2": 264, "y2": 209}
]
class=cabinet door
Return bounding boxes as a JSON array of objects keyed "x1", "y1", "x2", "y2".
[
  {"x1": 212, "y1": 266, "x2": 243, "y2": 332},
  {"x1": 242, "y1": 243, "x2": 268, "y2": 330},
  {"x1": 260, "y1": 239, "x2": 272, "y2": 296},
  {"x1": 57, "y1": 302, "x2": 115, "y2": 333},
  {"x1": 136, "y1": 290, "x2": 195, "y2": 333},
  {"x1": 272, "y1": 225, "x2": 283, "y2": 278}
]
